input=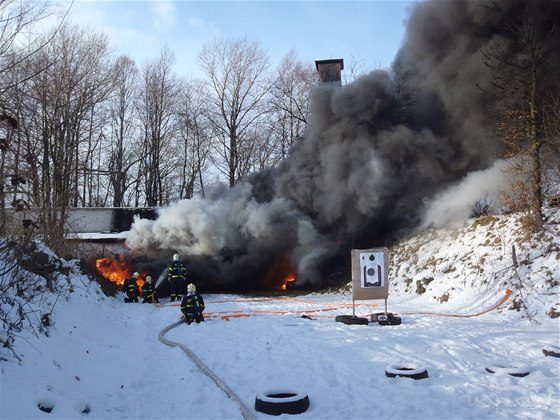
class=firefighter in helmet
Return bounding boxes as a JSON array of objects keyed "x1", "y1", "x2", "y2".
[
  {"x1": 123, "y1": 272, "x2": 140, "y2": 303},
  {"x1": 181, "y1": 283, "x2": 205, "y2": 324},
  {"x1": 141, "y1": 275, "x2": 158, "y2": 303},
  {"x1": 167, "y1": 253, "x2": 187, "y2": 302}
]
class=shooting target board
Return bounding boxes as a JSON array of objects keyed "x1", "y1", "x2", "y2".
[{"x1": 351, "y1": 248, "x2": 389, "y2": 300}]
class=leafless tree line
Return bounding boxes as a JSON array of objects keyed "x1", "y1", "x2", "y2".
[
  {"x1": 0, "y1": 3, "x2": 319, "y2": 252},
  {"x1": 4, "y1": 30, "x2": 317, "y2": 206}
]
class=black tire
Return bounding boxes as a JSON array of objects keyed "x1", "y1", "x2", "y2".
[
  {"x1": 371, "y1": 312, "x2": 394, "y2": 322},
  {"x1": 543, "y1": 345, "x2": 560, "y2": 358},
  {"x1": 485, "y1": 364, "x2": 530, "y2": 378},
  {"x1": 385, "y1": 364, "x2": 429, "y2": 380},
  {"x1": 37, "y1": 403, "x2": 53, "y2": 413},
  {"x1": 255, "y1": 391, "x2": 310, "y2": 415},
  {"x1": 335, "y1": 315, "x2": 369, "y2": 325},
  {"x1": 379, "y1": 316, "x2": 402, "y2": 326}
]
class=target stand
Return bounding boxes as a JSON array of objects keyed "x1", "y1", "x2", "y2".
[{"x1": 336, "y1": 248, "x2": 400, "y2": 326}]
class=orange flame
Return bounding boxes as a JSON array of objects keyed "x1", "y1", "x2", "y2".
[
  {"x1": 96, "y1": 256, "x2": 145, "y2": 292},
  {"x1": 281, "y1": 274, "x2": 297, "y2": 290}
]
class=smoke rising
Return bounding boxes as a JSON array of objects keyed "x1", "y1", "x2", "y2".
[
  {"x1": 421, "y1": 159, "x2": 512, "y2": 229},
  {"x1": 125, "y1": 0, "x2": 559, "y2": 289}
]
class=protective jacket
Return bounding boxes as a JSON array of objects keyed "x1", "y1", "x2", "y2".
[
  {"x1": 123, "y1": 277, "x2": 139, "y2": 303},
  {"x1": 168, "y1": 260, "x2": 187, "y2": 301},
  {"x1": 181, "y1": 292, "x2": 205, "y2": 323},
  {"x1": 141, "y1": 282, "x2": 158, "y2": 303}
]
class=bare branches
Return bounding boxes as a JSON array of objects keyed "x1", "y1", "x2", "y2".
[
  {"x1": 484, "y1": 0, "x2": 559, "y2": 231},
  {"x1": 269, "y1": 50, "x2": 316, "y2": 161},
  {"x1": 199, "y1": 37, "x2": 271, "y2": 187}
]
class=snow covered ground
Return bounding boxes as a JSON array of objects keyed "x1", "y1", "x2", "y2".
[
  {"x1": 1, "y1": 210, "x2": 559, "y2": 419},
  {"x1": 1, "y1": 284, "x2": 559, "y2": 419}
]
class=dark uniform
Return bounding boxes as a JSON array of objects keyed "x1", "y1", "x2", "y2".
[
  {"x1": 141, "y1": 276, "x2": 158, "y2": 303},
  {"x1": 181, "y1": 284, "x2": 205, "y2": 324},
  {"x1": 168, "y1": 255, "x2": 187, "y2": 302},
  {"x1": 123, "y1": 273, "x2": 139, "y2": 303}
]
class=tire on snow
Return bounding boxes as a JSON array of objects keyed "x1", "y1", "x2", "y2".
[
  {"x1": 335, "y1": 315, "x2": 369, "y2": 325},
  {"x1": 255, "y1": 390, "x2": 310, "y2": 415},
  {"x1": 485, "y1": 364, "x2": 530, "y2": 377},
  {"x1": 370, "y1": 312, "x2": 394, "y2": 322},
  {"x1": 543, "y1": 345, "x2": 560, "y2": 358},
  {"x1": 379, "y1": 316, "x2": 402, "y2": 326},
  {"x1": 385, "y1": 364, "x2": 429, "y2": 380}
]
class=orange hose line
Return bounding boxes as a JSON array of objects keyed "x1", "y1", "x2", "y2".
[
  {"x1": 210, "y1": 297, "x2": 291, "y2": 304},
  {"x1": 152, "y1": 289, "x2": 512, "y2": 320},
  {"x1": 204, "y1": 307, "x2": 342, "y2": 317},
  {"x1": 206, "y1": 289, "x2": 513, "y2": 320},
  {"x1": 208, "y1": 297, "x2": 314, "y2": 304},
  {"x1": 154, "y1": 300, "x2": 378, "y2": 311},
  {"x1": 208, "y1": 297, "x2": 379, "y2": 307},
  {"x1": 396, "y1": 289, "x2": 513, "y2": 318}
]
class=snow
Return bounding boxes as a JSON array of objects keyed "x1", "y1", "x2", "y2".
[{"x1": 1, "y1": 211, "x2": 560, "y2": 419}]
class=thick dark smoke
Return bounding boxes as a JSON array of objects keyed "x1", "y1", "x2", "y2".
[{"x1": 126, "y1": 0, "x2": 559, "y2": 290}]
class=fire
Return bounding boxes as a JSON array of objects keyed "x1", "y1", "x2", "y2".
[
  {"x1": 281, "y1": 275, "x2": 297, "y2": 290},
  {"x1": 96, "y1": 256, "x2": 145, "y2": 291}
]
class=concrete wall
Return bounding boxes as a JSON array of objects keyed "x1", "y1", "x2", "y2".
[
  {"x1": 6, "y1": 207, "x2": 158, "y2": 233},
  {"x1": 69, "y1": 207, "x2": 158, "y2": 233}
]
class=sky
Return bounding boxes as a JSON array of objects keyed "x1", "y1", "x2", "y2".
[
  {"x1": 1, "y1": 208, "x2": 560, "y2": 419},
  {"x1": 51, "y1": 0, "x2": 418, "y2": 79}
]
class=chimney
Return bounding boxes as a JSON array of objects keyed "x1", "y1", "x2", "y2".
[{"x1": 315, "y1": 59, "x2": 344, "y2": 85}]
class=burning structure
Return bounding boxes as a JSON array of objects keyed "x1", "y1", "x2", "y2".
[{"x1": 117, "y1": 0, "x2": 558, "y2": 292}]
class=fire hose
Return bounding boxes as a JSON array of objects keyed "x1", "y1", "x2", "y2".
[
  {"x1": 158, "y1": 320, "x2": 256, "y2": 420},
  {"x1": 155, "y1": 290, "x2": 511, "y2": 319}
]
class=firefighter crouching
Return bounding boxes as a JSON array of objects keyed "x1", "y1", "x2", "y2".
[
  {"x1": 123, "y1": 272, "x2": 140, "y2": 303},
  {"x1": 181, "y1": 283, "x2": 205, "y2": 324},
  {"x1": 141, "y1": 276, "x2": 159, "y2": 303}
]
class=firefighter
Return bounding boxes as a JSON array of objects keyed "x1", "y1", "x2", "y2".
[
  {"x1": 167, "y1": 253, "x2": 187, "y2": 302},
  {"x1": 181, "y1": 283, "x2": 205, "y2": 324},
  {"x1": 141, "y1": 275, "x2": 159, "y2": 303},
  {"x1": 123, "y1": 272, "x2": 140, "y2": 303}
]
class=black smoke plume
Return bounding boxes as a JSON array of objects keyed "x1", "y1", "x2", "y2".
[{"x1": 126, "y1": 0, "x2": 559, "y2": 290}]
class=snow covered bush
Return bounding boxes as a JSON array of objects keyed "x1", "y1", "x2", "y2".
[{"x1": 0, "y1": 239, "x2": 77, "y2": 361}]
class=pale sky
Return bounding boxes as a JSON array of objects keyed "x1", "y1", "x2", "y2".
[{"x1": 53, "y1": 0, "x2": 417, "y2": 78}]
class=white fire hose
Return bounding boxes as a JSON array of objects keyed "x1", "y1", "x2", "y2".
[{"x1": 159, "y1": 320, "x2": 256, "y2": 420}]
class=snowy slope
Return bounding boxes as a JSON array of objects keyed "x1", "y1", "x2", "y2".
[
  {"x1": 1, "y1": 210, "x2": 559, "y2": 419},
  {"x1": 388, "y1": 208, "x2": 560, "y2": 321}
]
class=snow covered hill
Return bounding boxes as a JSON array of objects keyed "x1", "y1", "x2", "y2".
[{"x1": 387, "y1": 208, "x2": 560, "y2": 321}]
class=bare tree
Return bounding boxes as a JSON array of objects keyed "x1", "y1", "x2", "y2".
[
  {"x1": 137, "y1": 47, "x2": 180, "y2": 206},
  {"x1": 198, "y1": 36, "x2": 271, "y2": 187},
  {"x1": 270, "y1": 50, "x2": 317, "y2": 162},
  {"x1": 106, "y1": 55, "x2": 141, "y2": 207},
  {"x1": 484, "y1": 0, "x2": 559, "y2": 230},
  {"x1": 0, "y1": 0, "x2": 59, "y2": 234},
  {"x1": 73, "y1": 33, "x2": 116, "y2": 208},
  {"x1": 176, "y1": 80, "x2": 212, "y2": 199},
  {"x1": 0, "y1": 0, "x2": 56, "y2": 97},
  {"x1": 21, "y1": 24, "x2": 114, "y2": 250}
]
